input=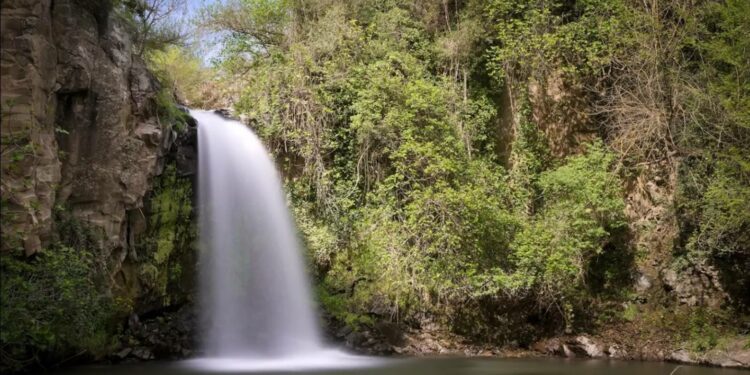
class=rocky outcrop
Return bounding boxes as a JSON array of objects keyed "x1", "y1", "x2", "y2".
[
  {"x1": 2, "y1": 0, "x2": 171, "y2": 255},
  {"x1": 527, "y1": 71, "x2": 597, "y2": 158},
  {"x1": 1, "y1": 0, "x2": 62, "y2": 254},
  {"x1": 532, "y1": 335, "x2": 750, "y2": 369},
  {"x1": 113, "y1": 304, "x2": 197, "y2": 362},
  {"x1": 1, "y1": 0, "x2": 198, "y2": 315},
  {"x1": 532, "y1": 336, "x2": 607, "y2": 359}
]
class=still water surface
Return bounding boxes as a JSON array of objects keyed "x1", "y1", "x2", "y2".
[{"x1": 49, "y1": 357, "x2": 748, "y2": 375}]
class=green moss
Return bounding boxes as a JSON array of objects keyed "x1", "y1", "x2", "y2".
[
  {"x1": 621, "y1": 304, "x2": 638, "y2": 322},
  {"x1": 135, "y1": 164, "x2": 195, "y2": 305}
]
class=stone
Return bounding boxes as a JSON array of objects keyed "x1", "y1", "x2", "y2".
[
  {"x1": 731, "y1": 350, "x2": 750, "y2": 367},
  {"x1": 562, "y1": 344, "x2": 575, "y2": 357},
  {"x1": 635, "y1": 274, "x2": 652, "y2": 292},
  {"x1": 336, "y1": 325, "x2": 353, "y2": 338},
  {"x1": 213, "y1": 108, "x2": 235, "y2": 119},
  {"x1": 131, "y1": 347, "x2": 154, "y2": 360},
  {"x1": 661, "y1": 266, "x2": 726, "y2": 308},
  {"x1": 114, "y1": 348, "x2": 132, "y2": 360},
  {"x1": 374, "y1": 321, "x2": 405, "y2": 346},
  {"x1": 698, "y1": 340, "x2": 750, "y2": 368},
  {"x1": 345, "y1": 332, "x2": 366, "y2": 347},
  {"x1": 566, "y1": 336, "x2": 604, "y2": 358},
  {"x1": 668, "y1": 349, "x2": 696, "y2": 364},
  {"x1": 127, "y1": 313, "x2": 141, "y2": 330},
  {"x1": 173, "y1": 122, "x2": 198, "y2": 177},
  {"x1": 1, "y1": 5, "x2": 199, "y2": 359},
  {"x1": 532, "y1": 338, "x2": 562, "y2": 355},
  {"x1": 605, "y1": 344, "x2": 623, "y2": 358}
]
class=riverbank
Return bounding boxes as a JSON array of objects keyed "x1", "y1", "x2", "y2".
[{"x1": 330, "y1": 319, "x2": 750, "y2": 369}]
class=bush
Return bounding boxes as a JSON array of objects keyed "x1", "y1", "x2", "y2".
[
  {"x1": 0, "y1": 247, "x2": 112, "y2": 372},
  {"x1": 147, "y1": 46, "x2": 224, "y2": 109},
  {"x1": 503, "y1": 142, "x2": 627, "y2": 326},
  {"x1": 687, "y1": 150, "x2": 750, "y2": 258},
  {"x1": 679, "y1": 149, "x2": 750, "y2": 310}
]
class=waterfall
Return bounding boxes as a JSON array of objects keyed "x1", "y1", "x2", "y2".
[{"x1": 194, "y1": 110, "x2": 322, "y2": 357}]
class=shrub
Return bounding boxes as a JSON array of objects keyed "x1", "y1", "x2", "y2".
[
  {"x1": 0, "y1": 247, "x2": 112, "y2": 372},
  {"x1": 504, "y1": 142, "x2": 627, "y2": 326}
]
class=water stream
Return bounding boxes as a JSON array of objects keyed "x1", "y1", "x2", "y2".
[
  {"x1": 194, "y1": 109, "x2": 321, "y2": 356},
  {"x1": 191, "y1": 110, "x2": 368, "y2": 370}
]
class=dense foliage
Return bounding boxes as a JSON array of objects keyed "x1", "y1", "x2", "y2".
[
  {"x1": 201, "y1": 0, "x2": 749, "y2": 341},
  {"x1": 0, "y1": 246, "x2": 112, "y2": 372}
]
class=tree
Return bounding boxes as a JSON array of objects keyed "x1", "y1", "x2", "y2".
[{"x1": 124, "y1": 0, "x2": 188, "y2": 55}]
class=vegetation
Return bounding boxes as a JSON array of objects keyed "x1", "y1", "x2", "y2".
[
  {"x1": 201, "y1": 0, "x2": 749, "y2": 341},
  {"x1": 1, "y1": 1, "x2": 196, "y2": 371},
  {"x1": 147, "y1": 46, "x2": 229, "y2": 109},
  {"x1": 1, "y1": 0, "x2": 748, "y2": 370},
  {"x1": 120, "y1": 0, "x2": 188, "y2": 55},
  {"x1": 0, "y1": 246, "x2": 113, "y2": 372}
]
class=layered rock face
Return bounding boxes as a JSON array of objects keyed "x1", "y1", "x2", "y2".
[
  {"x1": 1, "y1": 0, "x2": 196, "y2": 309},
  {"x1": 2, "y1": 0, "x2": 166, "y2": 252},
  {"x1": 1, "y1": 0, "x2": 61, "y2": 253}
]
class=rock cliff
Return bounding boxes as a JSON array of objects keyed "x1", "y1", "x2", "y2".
[{"x1": 1, "y1": 0, "x2": 196, "y2": 309}]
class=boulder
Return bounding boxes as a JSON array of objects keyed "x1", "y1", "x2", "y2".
[
  {"x1": 131, "y1": 347, "x2": 154, "y2": 361},
  {"x1": 345, "y1": 331, "x2": 366, "y2": 348},
  {"x1": 565, "y1": 336, "x2": 604, "y2": 358},
  {"x1": 113, "y1": 348, "x2": 132, "y2": 360},
  {"x1": 532, "y1": 338, "x2": 563, "y2": 355},
  {"x1": 668, "y1": 349, "x2": 696, "y2": 364}
]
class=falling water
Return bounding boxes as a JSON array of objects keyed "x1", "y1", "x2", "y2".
[
  {"x1": 194, "y1": 110, "x2": 323, "y2": 358},
  {"x1": 189, "y1": 110, "x2": 373, "y2": 371}
]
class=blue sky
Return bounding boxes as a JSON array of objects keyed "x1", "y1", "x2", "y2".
[
  {"x1": 179, "y1": 0, "x2": 221, "y2": 64},
  {"x1": 186, "y1": 0, "x2": 214, "y2": 14}
]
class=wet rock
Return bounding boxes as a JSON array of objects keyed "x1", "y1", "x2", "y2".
[
  {"x1": 699, "y1": 340, "x2": 750, "y2": 368},
  {"x1": 668, "y1": 349, "x2": 696, "y2": 364},
  {"x1": 374, "y1": 321, "x2": 405, "y2": 346},
  {"x1": 345, "y1": 332, "x2": 366, "y2": 347},
  {"x1": 213, "y1": 108, "x2": 237, "y2": 120},
  {"x1": 532, "y1": 338, "x2": 562, "y2": 355},
  {"x1": 132, "y1": 347, "x2": 154, "y2": 361},
  {"x1": 114, "y1": 348, "x2": 132, "y2": 360},
  {"x1": 371, "y1": 343, "x2": 394, "y2": 355},
  {"x1": 172, "y1": 122, "x2": 198, "y2": 178},
  {"x1": 566, "y1": 336, "x2": 604, "y2": 358},
  {"x1": 605, "y1": 344, "x2": 625, "y2": 359},
  {"x1": 128, "y1": 313, "x2": 141, "y2": 330},
  {"x1": 336, "y1": 325, "x2": 353, "y2": 339},
  {"x1": 119, "y1": 304, "x2": 197, "y2": 361}
]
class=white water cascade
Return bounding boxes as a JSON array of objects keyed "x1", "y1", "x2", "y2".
[{"x1": 190, "y1": 110, "x2": 371, "y2": 371}]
